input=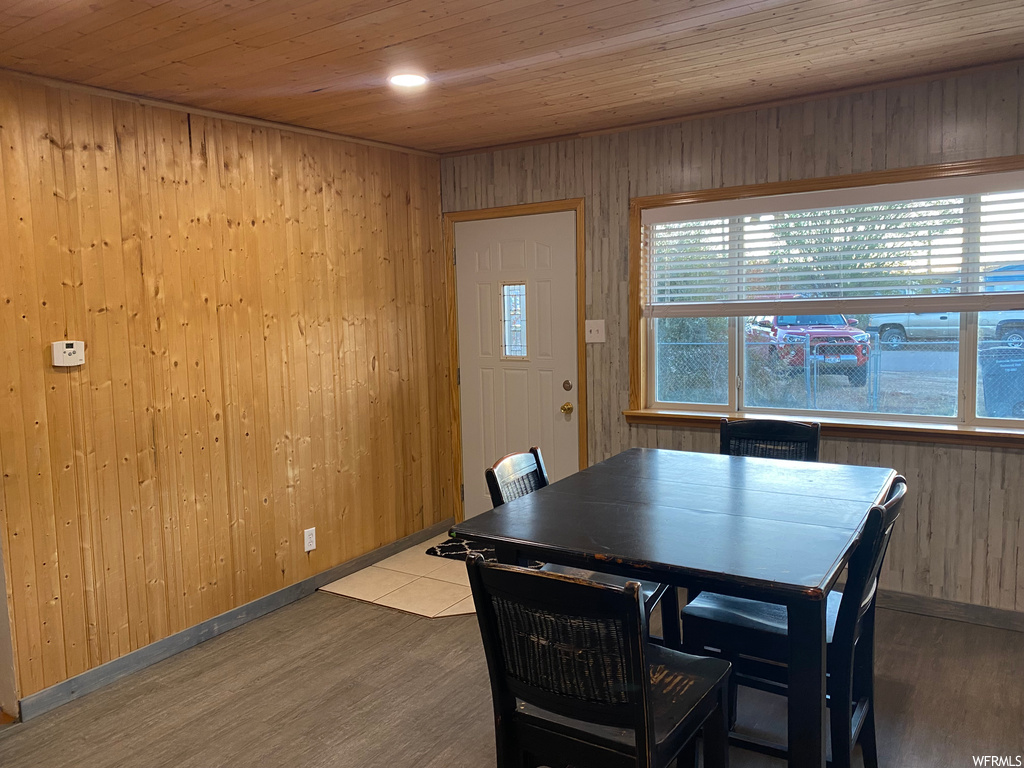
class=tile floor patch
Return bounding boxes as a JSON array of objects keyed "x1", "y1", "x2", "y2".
[
  {"x1": 435, "y1": 594, "x2": 476, "y2": 617},
  {"x1": 375, "y1": 547, "x2": 448, "y2": 577},
  {"x1": 318, "y1": 538, "x2": 475, "y2": 618},
  {"x1": 426, "y1": 557, "x2": 470, "y2": 587},
  {"x1": 374, "y1": 577, "x2": 471, "y2": 618},
  {"x1": 320, "y1": 566, "x2": 417, "y2": 602}
]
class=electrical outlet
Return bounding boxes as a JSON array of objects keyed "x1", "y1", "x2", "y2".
[
  {"x1": 585, "y1": 319, "x2": 606, "y2": 343},
  {"x1": 303, "y1": 527, "x2": 316, "y2": 553}
]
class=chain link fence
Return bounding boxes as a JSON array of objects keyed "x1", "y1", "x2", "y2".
[
  {"x1": 656, "y1": 333, "x2": 1024, "y2": 420},
  {"x1": 655, "y1": 342, "x2": 729, "y2": 405},
  {"x1": 656, "y1": 335, "x2": 1001, "y2": 418}
]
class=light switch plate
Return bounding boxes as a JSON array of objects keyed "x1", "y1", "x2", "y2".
[{"x1": 585, "y1": 319, "x2": 606, "y2": 343}]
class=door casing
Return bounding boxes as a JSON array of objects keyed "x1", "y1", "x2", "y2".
[{"x1": 444, "y1": 199, "x2": 588, "y2": 523}]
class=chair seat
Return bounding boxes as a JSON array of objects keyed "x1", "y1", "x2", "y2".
[
  {"x1": 540, "y1": 564, "x2": 667, "y2": 611},
  {"x1": 682, "y1": 589, "x2": 842, "y2": 643},
  {"x1": 517, "y1": 645, "x2": 731, "y2": 751}
]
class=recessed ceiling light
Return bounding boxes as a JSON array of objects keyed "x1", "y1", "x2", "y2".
[{"x1": 389, "y1": 73, "x2": 428, "y2": 88}]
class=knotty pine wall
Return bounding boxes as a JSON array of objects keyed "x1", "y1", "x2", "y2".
[
  {"x1": 442, "y1": 62, "x2": 1024, "y2": 615},
  {"x1": 0, "y1": 541, "x2": 14, "y2": 713},
  {"x1": 0, "y1": 73, "x2": 454, "y2": 699}
]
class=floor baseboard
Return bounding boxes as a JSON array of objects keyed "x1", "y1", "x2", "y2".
[
  {"x1": 17, "y1": 519, "x2": 454, "y2": 722},
  {"x1": 877, "y1": 589, "x2": 1024, "y2": 633},
  {"x1": 19, "y1": 538, "x2": 1016, "y2": 723}
]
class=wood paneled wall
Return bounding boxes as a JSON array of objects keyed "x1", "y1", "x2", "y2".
[
  {"x1": 0, "y1": 539, "x2": 15, "y2": 714},
  {"x1": 0, "y1": 73, "x2": 453, "y2": 699},
  {"x1": 441, "y1": 62, "x2": 1024, "y2": 615}
]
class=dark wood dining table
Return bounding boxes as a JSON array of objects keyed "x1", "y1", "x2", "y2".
[{"x1": 451, "y1": 447, "x2": 898, "y2": 768}]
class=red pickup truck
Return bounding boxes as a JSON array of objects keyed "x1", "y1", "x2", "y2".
[{"x1": 746, "y1": 314, "x2": 872, "y2": 386}]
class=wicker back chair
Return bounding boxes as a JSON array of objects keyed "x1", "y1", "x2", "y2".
[
  {"x1": 483, "y1": 447, "x2": 674, "y2": 644},
  {"x1": 719, "y1": 417, "x2": 821, "y2": 462},
  {"x1": 466, "y1": 554, "x2": 731, "y2": 768},
  {"x1": 485, "y1": 447, "x2": 549, "y2": 507}
]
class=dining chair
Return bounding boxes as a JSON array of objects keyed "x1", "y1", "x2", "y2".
[
  {"x1": 485, "y1": 448, "x2": 675, "y2": 644},
  {"x1": 685, "y1": 420, "x2": 821, "y2": 648},
  {"x1": 679, "y1": 477, "x2": 908, "y2": 768},
  {"x1": 466, "y1": 554, "x2": 732, "y2": 768},
  {"x1": 719, "y1": 417, "x2": 821, "y2": 462},
  {"x1": 708, "y1": 416, "x2": 821, "y2": 653},
  {"x1": 485, "y1": 446, "x2": 550, "y2": 504}
]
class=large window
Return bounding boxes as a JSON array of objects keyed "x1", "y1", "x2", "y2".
[{"x1": 632, "y1": 163, "x2": 1024, "y2": 431}]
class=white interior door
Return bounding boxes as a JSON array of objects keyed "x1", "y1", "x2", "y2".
[{"x1": 455, "y1": 210, "x2": 579, "y2": 517}]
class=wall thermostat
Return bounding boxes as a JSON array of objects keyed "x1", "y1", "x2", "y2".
[{"x1": 52, "y1": 340, "x2": 85, "y2": 367}]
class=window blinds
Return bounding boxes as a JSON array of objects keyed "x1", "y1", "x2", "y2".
[{"x1": 643, "y1": 184, "x2": 1024, "y2": 318}]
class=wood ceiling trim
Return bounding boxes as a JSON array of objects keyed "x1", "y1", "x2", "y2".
[
  {"x1": 380, "y1": 52, "x2": 1014, "y2": 150},
  {"x1": 439, "y1": 58, "x2": 1024, "y2": 158},
  {"x1": 59, "y1": 33, "x2": 1011, "y2": 154},
  {"x1": 0, "y1": 67, "x2": 438, "y2": 158},
  {"x1": 196, "y1": 50, "x2": 1001, "y2": 149}
]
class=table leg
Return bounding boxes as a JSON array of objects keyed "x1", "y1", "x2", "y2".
[
  {"x1": 787, "y1": 598, "x2": 827, "y2": 768},
  {"x1": 659, "y1": 588, "x2": 681, "y2": 648},
  {"x1": 493, "y1": 544, "x2": 521, "y2": 566}
]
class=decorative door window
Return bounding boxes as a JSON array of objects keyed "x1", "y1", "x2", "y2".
[{"x1": 501, "y1": 283, "x2": 527, "y2": 358}]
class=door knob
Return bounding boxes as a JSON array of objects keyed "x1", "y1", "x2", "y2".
[{"x1": 560, "y1": 402, "x2": 574, "y2": 415}]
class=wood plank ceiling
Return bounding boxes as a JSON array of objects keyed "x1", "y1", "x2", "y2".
[{"x1": 0, "y1": 0, "x2": 1022, "y2": 154}]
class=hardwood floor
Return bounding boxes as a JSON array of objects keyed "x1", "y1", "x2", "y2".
[{"x1": 0, "y1": 593, "x2": 1020, "y2": 767}]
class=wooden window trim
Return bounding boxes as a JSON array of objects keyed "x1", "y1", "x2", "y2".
[
  {"x1": 622, "y1": 409, "x2": 1024, "y2": 449},
  {"x1": 627, "y1": 155, "x2": 1024, "y2": 447}
]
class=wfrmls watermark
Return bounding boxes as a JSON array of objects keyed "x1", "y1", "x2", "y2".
[{"x1": 972, "y1": 757, "x2": 1023, "y2": 766}]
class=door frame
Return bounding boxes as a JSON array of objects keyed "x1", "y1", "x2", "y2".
[{"x1": 443, "y1": 198, "x2": 588, "y2": 523}]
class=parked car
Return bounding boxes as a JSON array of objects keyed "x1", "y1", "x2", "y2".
[
  {"x1": 746, "y1": 314, "x2": 872, "y2": 386},
  {"x1": 867, "y1": 311, "x2": 1024, "y2": 347}
]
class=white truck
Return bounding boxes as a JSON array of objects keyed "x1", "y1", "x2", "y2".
[{"x1": 866, "y1": 311, "x2": 1024, "y2": 347}]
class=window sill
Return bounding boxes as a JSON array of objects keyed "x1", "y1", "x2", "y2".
[{"x1": 622, "y1": 409, "x2": 1024, "y2": 448}]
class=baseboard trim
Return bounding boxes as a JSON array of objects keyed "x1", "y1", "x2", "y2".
[
  {"x1": 17, "y1": 519, "x2": 454, "y2": 722},
  {"x1": 877, "y1": 589, "x2": 1024, "y2": 633}
]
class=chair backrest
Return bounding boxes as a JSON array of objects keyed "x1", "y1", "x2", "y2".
[
  {"x1": 485, "y1": 447, "x2": 549, "y2": 507},
  {"x1": 832, "y1": 476, "x2": 908, "y2": 654},
  {"x1": 466, "y1": 554, "x2": 655, "y2": 757},
  {"x1": 719, "y1": 417, "x2": 821, "y2": 462}
]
